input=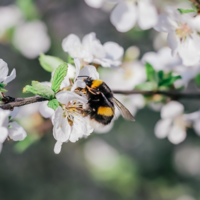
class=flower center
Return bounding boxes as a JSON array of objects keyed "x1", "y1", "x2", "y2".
[
  {"x1": 176, "y1": 24, "x2": 193, "y2": 41},
  {"x1": 174, "y1": 115, "x2": 186, "y2": 130}
]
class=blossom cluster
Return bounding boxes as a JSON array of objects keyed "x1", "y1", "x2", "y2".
[{"x1": 1, "y1": 0, "x2": 200, "y2": 155}]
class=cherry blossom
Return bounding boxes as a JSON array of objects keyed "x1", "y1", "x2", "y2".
[
  {"x1": 0, "y1": 5, "x2": 22, "y2": 38},
  {"x1": 0, "y1": 108, "x2": 27, "y2": 153},
  {"x1": 84, "y1": 0, "x2": 157, "y2": 32},
  {"x1": 13, "y1": 20, "x2": 51, "y2": 59},
  {"x1": 0, "y1": 59, "x2": 16, "y2": 85},
  {"x1": 62, "y1": 32, "x2": 124, "y2": 68},
  {"x1": 51, "y1": 59, "x2": 100, "y2": 153},
  {"x1": 154, "y1": 7, "x2": 200, "y2": 66},
  {"x1": 154, "y1": 101, "x2": 187, "y2": 144}
]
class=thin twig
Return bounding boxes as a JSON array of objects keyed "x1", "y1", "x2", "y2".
[
  {"x1": 112, "y1": 90, "x2": 200, "y2": 98},
  {"x1": 0, "y1": 90, "x2": 200, "y2": 110}
]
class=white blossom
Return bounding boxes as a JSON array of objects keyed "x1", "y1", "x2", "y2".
[
  {"x1": 62, "y1": 32, "x2": 124, "y2": 68},
  {"x1": 51, "y1": 59, "x2": 101, "y2": 153},
  {"x1": 101, "y1": 60, "x2": 146, "y2": 90},
  {"x1": 0, "y1": 108, "x2": 27, "y2": 153},
  {"x1": 0, "y1": 59, "x2": 16, "y2": 84},
  {"x1": 154, "y1": 101, "x2": 187, "y2": 144},
  {"x1": 110, "y1": 0, "x2": 157, "y2": 32},
  {"x1": 0, "y1": 5, "x2": 22, "y2": 38},
  {"x1": 13, "y1": 20, "x2": 51, "y2": 59},
  {"x1": 154, "y1": 7, "x2": 200, "y2": 66},
  {"x1": 84, "y1": 0, "x2": 157, "y2": 32},
  {"x1": 142, "y1": 47, "x2": 200, "y2": 87}
]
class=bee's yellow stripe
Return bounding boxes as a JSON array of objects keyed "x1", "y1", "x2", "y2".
[
  {"x1": 97, "y1": 107, "x2": 114, "y2": 116},
  {"x1": 91, "y1": 79, "x2": 103, "y2": 88}
]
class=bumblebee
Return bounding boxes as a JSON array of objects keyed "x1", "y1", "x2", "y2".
[{"x1": 78, "y1": 77, "x2": 135, "y2": 127}]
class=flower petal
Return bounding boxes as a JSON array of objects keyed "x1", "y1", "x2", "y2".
[
  {"x1": 193, "y1": 119, "x2": 200, "y2": 136},
  {"x1": 168, "y1": 125, "x2": 186, "y2": 144},
  {"x1": 56, "y1": 91, "x2": 88, "y2": 105},
  {"x1": 10, "y1": 107, "x2": 19, "y2": 119},
  {"x1": 3, "y1": 68, "x2": 16, "y2": 84},
  {"x1": 138, "y1": 0, "x2": 157, "y2": 30},
  {"x1": 154, "y1": 118, "x2": 172, "y2": 139},
  {"x1": 178, "y1": 35, "x2": 200, "y2": 66},
  {"x1": 74, "y1": 58, "x2": 81, "y2": 79},
  {"x1": 8, "y1": 121, "x2": 27, "y2": 141},
  {"x1": 62, "y1": 34, "x2": 81, "y2": 52},
  {"x1": 71, "y1": 80, "x2": 86, "y2": 91},
  {"x1": 79, "y1": 65, "x2": 99, "y2": 80},
  {"x1": 0, "y1": 108, "x2": 10, "y2": 127},
  {"x1": 0, "y1": 127, "x2": 8, "y2": 143},
  {"x1": 104, "y1": 41, "x2": 124, "y2": 60},
  {"x1": 54, "y1": 141, "x2": 63, "y2": 154},
  {"x1": 154, "y1": 14, "x2": 175, "y2": 32},
  {"x1": 167, "y1": 32, "x2": 180, "y2": 56},
  {"x1": 39, "y1": 101, "x2": 55, "y2": 118},
  {"x1": 84, "y1": 0, "x2": 104, "y2": 8},
  {"x1": 52, "y1": 106, "x2": 71, "y2": 142},
  {"x1": 110, "y1": 1, "x2": 137, "y2": 32},
  {"x1": 0, "y1": 59, "x2": 8, "y2": 82},
  {"x1": 161, "y1": 101, "x2": 184, "y2": 119}
]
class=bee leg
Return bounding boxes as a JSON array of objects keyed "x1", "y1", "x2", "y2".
[{"x1": 86, "y1": 85, "x2": 97, "y2": 95}]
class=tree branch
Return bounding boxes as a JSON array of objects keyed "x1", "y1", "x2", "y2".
[
  {"x1": 0, "y1": 90, "x2": 200, "y2": 110},
  {"x1": 0, "y1": 96, "x2": 47, "y2": 110}
]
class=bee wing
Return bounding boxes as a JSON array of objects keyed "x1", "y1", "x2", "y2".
[{"x1": 113, "y1": 97, "x2": 135, "y2": 122}]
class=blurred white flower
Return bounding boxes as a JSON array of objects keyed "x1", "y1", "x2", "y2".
[
  {"x1": 174, "y1": 145, "x2": 200, "y2": 177},
  {"x1": 114, "y1": 94, "x2": 145, "y2": 117},
  {"x1": 84, "y1": 0, "x2": 105, "y2": 8},
  {"x1": 176, "y1": 195, "x2": 195, "y2": 200},
  {"x1": 110, "y1": 0, "x2": 158, "y2": 32},
  {"x1": 84, "y1": 0, "x2": 157, "y2": 32},
  {"x1": 13, "y1": 20, "x2": 51, "y2": 59},
  {"x1": 142, "y1": 47, "x2": 200, "y2": 87},
  {"x1": 0, "y1": 5, "x2": 22, "y2": 38},
  {"x1": 62, "y1": 32, "x2": 124, "y2": 68},
  {"x1": 84, "y1": 138, "x2": 119, "y2": 171},
  {"x1": 154, "y1": 101, "x2": 187, "y2": 144},
  {"x1": 0, "y1": 59, "x2": 16, "y2": 84},
  {"x1": 0, "y1": 108, "x2": 27, "y2": 153},
  {"x1": 101, "y1": 61, "x2": 146, "y2": 90},
  {"x1": 154, "y1": 7, "x2": 200, "y2": 66}
]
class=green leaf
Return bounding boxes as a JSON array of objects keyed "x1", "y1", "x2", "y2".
[
  {"x1": 0, "y1": 88, "x2": 7, "y2": 93},
  {"x1": 135, "y1": 82, "x2": 157, "y2": 91},
  {"x1": 47, "y1": 99, "x2": 59, "y2": 110},
  {"x1": 51, "y1": 63, "x2": 68, "y2": 93},
  {"x1": 145, "y1": 62, "x2": 158, "y2": 86},
  {"x1": 178, "y1": 8, "x2": 196, "y2": 14},
  {"x1": 159, "y1": 75, "x2": 181, "y2": 87},
  {"x1": 23, "y1": 81, "x2": 55, "y2": 99},
  {"x1": 67, "y1": 54, "x2": 74, "y2": 64},
  {"x1": 0, "y1": 83, "x2": 7, "y2": 88},
  {"x1": 16, "y1": 0, "x2": 40, "y2": 21},
  {"x1": 39, "y1": 54, "x2": 65, "y2": 73},
  {"x1": 0, "y1": 83, "x2": 7, "y2": 92},
  {"x1": 158, "y1": 71, "x2": 164, "y2": 81},
  {"x1": 195, "y1": 74, "x2": 200, "y2": 87}
]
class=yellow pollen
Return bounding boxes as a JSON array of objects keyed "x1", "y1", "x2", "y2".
[{"x1": 176, "y1": 24, "x2": 193, "y2": 41}]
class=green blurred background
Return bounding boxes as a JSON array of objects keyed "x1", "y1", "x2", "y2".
[{"x1": 1, "y1": 0, "x2": 200, "y2": 200}]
